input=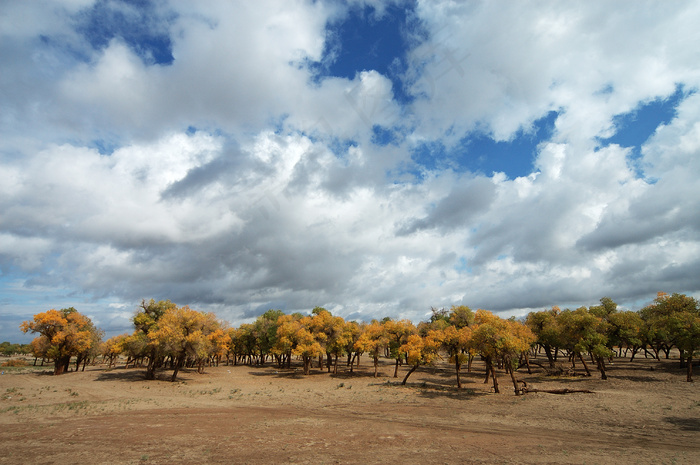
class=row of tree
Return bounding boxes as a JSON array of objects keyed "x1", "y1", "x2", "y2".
[
  {"x1": 0, "y1": 341, "x2": 32, "y2": 356},
  {"x1": 526, "y1": 293, "x2": 700, "y2": 382},
  {"x1": 20, "y1": 292, "x2": 700, "y2": 393}
]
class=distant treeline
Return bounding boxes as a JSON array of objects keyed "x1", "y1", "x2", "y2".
[
  {"x1": 18, "y1": 292, "x2": 700, "y2": 392},
  {"x1": 0, "y1": 341, "x2": 32, "y2": 356}
]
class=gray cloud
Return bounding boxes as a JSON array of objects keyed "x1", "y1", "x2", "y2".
[
  {"x1": 397, "y1": 176, "x2": 496, "y2": 235},
  {"x1": 2, "y1": 1, "x2": 700, "y2": 341}
]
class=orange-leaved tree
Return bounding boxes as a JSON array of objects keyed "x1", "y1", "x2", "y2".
[
  {"x1": 343, "y1": 320, "x2": 363, "y2": 372},
  {"x1": 20, "y1": 308, "x2": 102, "y2": 375},
  {"x1": 441, "y1": 324, "x2": 473, "y2": 388},
  {"x1": 399, "y1": 331, "x2": 442, "y2": 385},
  {"x1": 132, "y1": 299, "x2": 177, "y2": 379},
  {"x1": 309, "y1": 308, "x2": 349, "y2": 373},
  {"x1": 274, "y1": 314, "x2": 324, "y2": 375},
  {"x1": 354, "y1": 321, "x2": 389, "y2": 377},
  {"x1": 383, "y1": 319, "x2": 416, "y2": 378},
  {"x1": 471, "y1": 310, "x2": 535, "y2": 394},
  {"x1": 148, "y1": 305, "x2": 223, "y2": 381},
  {"x1": 100, "y1": 333, "x2": 129, "y2": 368}
]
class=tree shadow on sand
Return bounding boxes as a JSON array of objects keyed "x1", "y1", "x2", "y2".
[
  {"x1": 245, "y1": 363, "x2": 385, "y2": 380},
  {"x1": 94, "y1": 367, "x2": 194, "y2": 382},
  {"x1": 372, "y1": 378, "x2": 489, "y2": 400},
  {"x1": 665, "y1": 416, "x2": 700, "y2": 431}
]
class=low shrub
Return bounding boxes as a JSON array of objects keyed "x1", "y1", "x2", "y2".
[{"x1": 1, "y1": 359, "x2": 29, "y2": 367}]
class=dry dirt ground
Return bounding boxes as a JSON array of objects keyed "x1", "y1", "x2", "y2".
[{"x1": 1, "y1": 355, "x2": 699, "y2": 464}]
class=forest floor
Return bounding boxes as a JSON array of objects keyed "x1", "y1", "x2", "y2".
[{"x1": 0, "y1": 354, "x2": 699, "y2": 464}]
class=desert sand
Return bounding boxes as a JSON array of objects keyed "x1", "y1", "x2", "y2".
[{"x1": 1, "y1": 355, "x2": 698, "y2": 464}]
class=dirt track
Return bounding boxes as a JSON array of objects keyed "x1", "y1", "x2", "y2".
[{"x1": 1, "y1": 356, "x2": 698, "y2": 464}]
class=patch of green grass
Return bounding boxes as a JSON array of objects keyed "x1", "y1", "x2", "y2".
[
  {"x1": 186, "y1": 386, "x2": 223, "y2": 396},
  {"x1": 67, "y1": 401, "x2": 89, "y2": 411},
  {"x1": 2, "y1": 387, "x2": 22, "y2": 400}
]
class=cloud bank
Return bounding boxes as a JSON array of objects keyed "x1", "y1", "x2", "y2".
[{"x1": 1, "y1": 0, "x2": 699, "y2": 341}]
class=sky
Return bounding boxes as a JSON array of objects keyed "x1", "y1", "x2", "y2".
[{"x1": 2, "y1": 0, "x2": 700, "y2": 343}]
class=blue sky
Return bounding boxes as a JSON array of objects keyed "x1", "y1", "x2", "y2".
[{"x1": 2, "y1": 0, "x2": 700, "y2": 342}]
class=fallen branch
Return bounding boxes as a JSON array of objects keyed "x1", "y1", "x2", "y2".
[
  {"x1": 523, "y1": 388, "x2": 595, "y2": 395},
  {"x1": 516, "y1": 380, "x2": 594, "y2": 395}
]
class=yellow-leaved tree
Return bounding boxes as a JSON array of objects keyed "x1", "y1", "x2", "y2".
[
  {"x1": 273, "y1": 314, "x2": 324, "y2": 375},
  {"x1": 441, "y1": 325, "x2": 473, "y2": 388},
  {"x1": 355, "y1": 321, "x2": 389, "y2": 377},
  {"x1": 148, "y1": 305, "x2": 224, "y2": 381},
  {"x1": 20, "y1": 308, "x2": 102, "y2": 375},
  {"x1": 383, "y1": 319, "x2": 416, "y2": 378},
  {"x1": 399, "y1": 331, "x2": 442, "y2": 385},
  {"x1": 471, "y1": 310, "x2": 535, "y2": 395}
]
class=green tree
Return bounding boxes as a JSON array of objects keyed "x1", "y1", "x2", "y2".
[
  {"x1": 251, "y1": 309, "x2": 284, "y2": 365},
  {"x1": 641, "y1": 292, "x2": 700, "y2": 381},
  {"x1": 606, "y1": 310, "x2": 644, "y2": 360},
  {"x1": 558, "y1": 307, "x2": 612, "y2": 379},
  {"x1": 525, "y1": 306, "x2": 563, "y2": 368},
  {"x1": 449, "y1": 305, "x2": 475, "y2": 329}
]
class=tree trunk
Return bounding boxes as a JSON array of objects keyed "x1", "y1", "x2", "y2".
[
  {"x1": 524, "y1": 352, "x2": 532, "y2": 374},
  {"x1": 373, "y1": 355, "x2": 379, "y2": 378},
  {"x1": 394, "y1": 358, "x2": 400, "y2": 378},
  {"x1": 145, "y1": 358, "x2": 157, "y2": 380},
  {"x1": 578, "y1": 353, "x2": 591, "y2": 376},
  {"x1": 544, "y1": 345, "x2": 555, "y2": 368},
  {"x1": 490, "y1": 364, "x2": 499, "y2": 393},
  {"x1": 333, "y1": 354, "x2": 339, "y2": 374},
  {"x1": 401, "y1": 363, "x2": 419, "y2": 385},
  {"x1": 629, "y1": 347, "x2": 639, "y2": 362},
  {"x1": 595, "y1": 356, "x2": 608, "y2": 380},
  {"x1": 54, "y1": 356, "x2": 70, "y2": 375},
  {"x1": 687, "y1": 356, "x2": 693, "y2": 382},
  {"x1": 171, "y1": 355, "x2": 184, "y2": 382},
  {"x1": 145, "y1": 348, "x2": 158, "y2": 380},
  {"x1": 455, "y1": 359, "x2": 462, "y2": 389},
  {"x1": 508, "y1": 362, "x2": 520, "y2": 395}
]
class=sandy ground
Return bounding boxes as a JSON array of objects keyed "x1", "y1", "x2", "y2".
[{"x1": 1, "y1": 355, "x2": 699, "y2": 464}]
